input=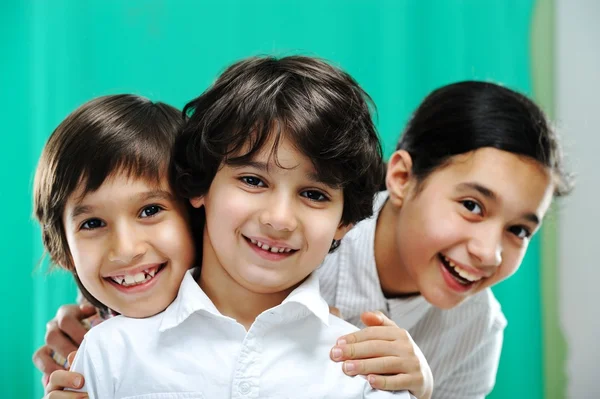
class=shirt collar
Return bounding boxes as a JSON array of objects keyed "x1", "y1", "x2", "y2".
[
  {"x1": 281, "y1": 272, "x2": 331, "y2": 326},
  {"x1": 159, "y1": 270, "x2": 331, "y2": 332},
  {"x1": 158, "y1": 268, "x2": 220, "y2": 333}
]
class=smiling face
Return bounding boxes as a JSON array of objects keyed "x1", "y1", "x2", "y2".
[
  {"x1": 62, "y1": 172, "x2": 195, "y2": 318},
  {"x1": 192, "y1": 135, "x2": 351, "y2": 297},
  {"x1": 384, "y1": 147, "x2": 555, "y2": 309}
]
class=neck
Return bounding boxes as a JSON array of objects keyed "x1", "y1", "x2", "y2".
[
  {"x1": 199, "y1": 233, "x2": 294, "y2": 330},
  {"x1": 374, "y1": 198, "x2": 420, "y2": 296}
]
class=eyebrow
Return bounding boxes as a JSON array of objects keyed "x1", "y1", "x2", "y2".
[
  {"x1": 457, "y1": 182, "x2": 497, "y2": 201},
  {"x1": 70, "y1": 189, "x2": 174, "y2": 220},
  {"x1": 71, "y1": 205, "x2": 94, "y2": 220},
  {"x1": 457, "y1": 182, "x2": 540, "y2": 225},
  {"x1": 232, "y1": 160, "x2": 324, "y2": 185},
  {"x1": 138, "y1": 189, "x2": 174, "y2": 202}
]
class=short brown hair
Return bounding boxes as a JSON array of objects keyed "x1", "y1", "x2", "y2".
[
  {"x1": 34, "y1": 94, "x2": 184, "y2": 271},
  {"x1": 174, "y1": 56, "x2": 385, "y2": 231}
]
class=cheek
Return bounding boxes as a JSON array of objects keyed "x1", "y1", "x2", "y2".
[
  {"x1": 397, "y1": 201, "x2": 464, "y2": 262},
  {"x1": 305, "y1": 212, "x2": 341, "y2": 250},
  {"x1": 153, "y1": 217, "x2": 195, "y2": 263},
  {"x1": 67, "y1": 237, "x2": 99, "y2": 273},
  {"x1": 204, "y1": 187, "x2": 252, "y2": 246},
  {"x1": 69, "y1": 241, "x2": 104, "y2": 293}
]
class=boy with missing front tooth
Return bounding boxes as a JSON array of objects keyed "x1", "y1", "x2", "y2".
[
  {"x1": 33, "y1": 93, "x2": 202, "y2": 373},
  {"x1": 34, "y1": 94, "x2": 199, "y2": 321},
  {"x1": 60, "y1": 56, "x2": 411, "y2": 398}
]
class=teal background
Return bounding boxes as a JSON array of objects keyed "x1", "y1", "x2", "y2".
[{"x1": 2, "y1": 1, "x2": 549, "y2": 397}]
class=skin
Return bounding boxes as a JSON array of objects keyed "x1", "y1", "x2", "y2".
[
  {"x1": 192, "y1": 135, "x2": 351, "y2": 329},
  {"x1": 376, "y1": 148, "x2": 554, "y2": 309},
  {"x1": 329, "y1": 148, "x2": 554, "y2": 399},
  {"x1": 39, "y1": 143, "x2": 446, "y2": 399},
  {"x1": 41, "y1": 146, "x2": 553, "y2": 399},
  {"x1": 62, "y1": 173, "x2": 195, "y2": 318}
]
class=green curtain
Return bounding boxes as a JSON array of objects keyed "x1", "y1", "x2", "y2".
[{"x1": 2, "y1": 1, "x2": 554, "y2": 397}]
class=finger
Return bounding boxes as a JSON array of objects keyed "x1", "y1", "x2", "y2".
[
  {"x1": 368, "y1": 373, "x2": 415, "y2": 392},
  {"x1": 342, "y1": 356, "x2": 418, "y2": 376},
  {"x1": 45, "y1": 391, "x2": 89, "y2": 399},
  {"x1": 79, "y1": 303, "x2": 98, "y2": 315},
  {"x1": 56, "y1": 305, "x2": 95, "y2": 345},
  {"x1": 33, "y1": 345, "x2": 65, "y2": 375},
  {"x1": 328, "y1": 306, "x2": 343, "y2": 318},
  {"x1": 337, "y1": 326, "x2": 409, "y2": 345},
  {"x1": 45, "y1": 370, "x2": 85, "y2": 394},
  {"x1": 361, "y1": 311, "x2": 397, "y2": 327},
  {"x1": 67, "y1": 351, "x2": 78, "y2": 368},
  {"x1": 331, "y1": 340, "x2": 406, "y2": 361},
  {"x1": 46, "y1": 322, "x2": 79, "y2": 360}
]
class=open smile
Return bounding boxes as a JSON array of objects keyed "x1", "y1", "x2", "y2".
[
  {"x1": 104, "y1": 263, "x2": 167, "y2": 290},
  {"x1": 438, "y1": 254, "x2": 486, "y2": 291},
  {"x1": 243, "y1": 236, "x2": 298, "y2": 260}
]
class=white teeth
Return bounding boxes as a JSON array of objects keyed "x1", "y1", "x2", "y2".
[
  {"x1": 133, "y1": 272, "x2": 146, "y2": 283},
  {"x1": 443, "y1": 256, "x2": 482, "y2": 282},
  {"x1": 108, "y1": 265, "x2": 162, "y2": 287},
  {"x1": 110, "y1": 276, "x2": 122, "y2": 284},
  {"x1": 144, "y1": 267, "x2": 158, "y2": 278},
  {"x1": 249, "y1": 238, "x2": 293, "y2": 253},
  {"x1": 255, "y1": 241, "x2": 270, "y2": 250}
]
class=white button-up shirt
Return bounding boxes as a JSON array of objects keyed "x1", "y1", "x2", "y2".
[{"x1": 70, "y1": 270, "x2": 411, "y2": 399}]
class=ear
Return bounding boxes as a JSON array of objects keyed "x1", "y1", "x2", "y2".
[
  {"x1": 333, "y1": 223, "x2": 354, "y2": 241},
  {"x1": 386, "y1": 150, "x2": 413, "y2": 207},
  {"x1": 189, "y1": 196, "x2": 205, "y2": 209}
]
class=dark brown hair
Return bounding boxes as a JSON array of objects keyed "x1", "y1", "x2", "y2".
[
  {"x1": 173, "y1": 56, "x2": 385, "y2": 236},
  {"x1": 34, "y1": 94, "x2": 186, "y2": 273},
  {"x1": 397, "y1": 81, "x2": 573, "y2": 196}
]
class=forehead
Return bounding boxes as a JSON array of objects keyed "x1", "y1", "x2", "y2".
[
  {"x1": 240, "y1": 134, "x2": 312, "y2": 171},
  {"x1": 428, "y1": 148, "x2": 554, "y2": 216}
]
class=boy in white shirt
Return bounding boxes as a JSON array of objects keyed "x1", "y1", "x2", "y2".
[{"x1": 38, "y1": 56, "x2": 413, "y2": 398}]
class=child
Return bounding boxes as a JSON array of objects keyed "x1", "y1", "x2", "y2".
[
  {"x1": 324, "y1": 81, "x2": 573, "y2": 398},
  {"x1": 34, "y1": 94, "x2": 198, "y2": 319},
  {"x1": 54, "y1": 56, "x2": 412, "y2": 398}
]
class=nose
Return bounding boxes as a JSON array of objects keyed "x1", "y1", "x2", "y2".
[
  {"x1": 108, "y1": 221, "x2": 146, "y2": 264},
  {"x1": 467, "y1": 226, "x2": 503, "y2": 267},
  {"x1": 258, "y1": 194, "x2": 298, "y2": 232}
]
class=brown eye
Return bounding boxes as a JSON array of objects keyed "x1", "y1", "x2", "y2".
[
  {"x1": 140, "y1": 205, "x2": 163, "y2": 218},
  {"x1": 240, "y1": 176, "x2": 266, "y2": 187},
  {"x1": 301, "y1": 190, "x2": 327, "y2": 202},
  {"x1": 509, "y1": 225, "x2": 531, "y2": 240},
  {"x1": 81, "y1": 218, "x2": 105, "y2": 230},
  {"x1": 462, "y1": 200, "x2": 482, "y2": 215}
]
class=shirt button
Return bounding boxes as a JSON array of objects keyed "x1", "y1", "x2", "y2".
[{"x1": 239, "y1": 381, "x2": 251, "y2": 395}]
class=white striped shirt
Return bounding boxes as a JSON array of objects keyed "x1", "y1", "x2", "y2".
[{"x1": 317, "y1": 192, "x2": 507, "y2": 399}]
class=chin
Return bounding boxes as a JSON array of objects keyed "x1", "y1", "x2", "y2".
[{"x1": 421, "y1": 287, "x2": 465, "y2": 310}]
